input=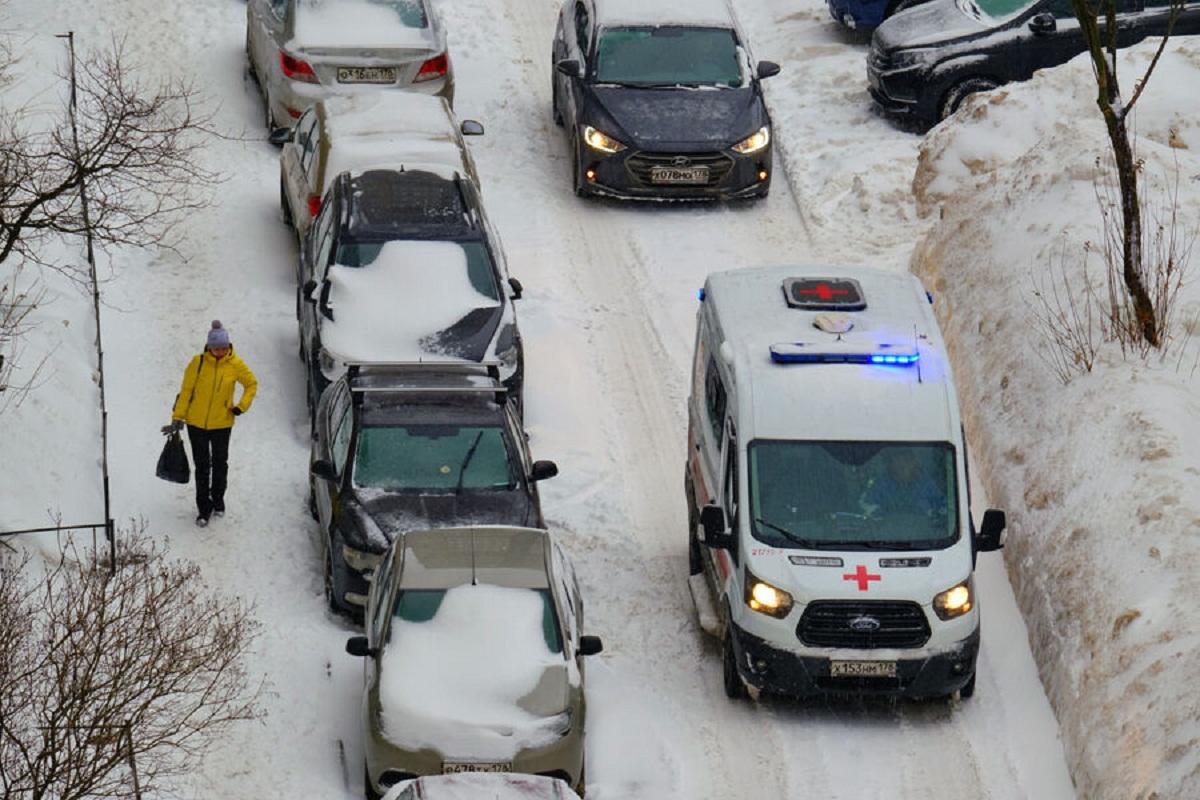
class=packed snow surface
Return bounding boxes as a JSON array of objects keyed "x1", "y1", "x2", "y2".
[{"x1": 379, "y1": 584, "x2": 569, "y2": 760}]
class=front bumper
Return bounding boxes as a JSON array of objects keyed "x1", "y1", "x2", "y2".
[
  {"x1": 866, "y1": 56, "x2": 934, "y2": 121},
  {"x1": 577, "y1": 144, "x2": 772, "y2": 201},
  {"x1": 729, "y1": 622, "x2": 980, "y2": 698}
]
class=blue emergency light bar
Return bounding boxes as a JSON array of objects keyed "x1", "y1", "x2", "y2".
[{"x1": 769, "y1": 343, "x2": 920, "y2": 366}]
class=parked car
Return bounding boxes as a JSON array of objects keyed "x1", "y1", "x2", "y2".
[
  {"x1": 383, "y1": 773, "x2": 582, "y2": 800},
  {"x1": 309, "y1": 365, "x2": 558, "y2": 616},
  {"x1": 245, "y1": 0, "x2": 454, "y2": 141},
  {"x1": 280, "y1": 92, "x2": 484, "y2": 240},
  {"x1": 868, "y1": 0, "x2": 1200, "y2": 125},
  {"x1": 828, "y1": 0, "x2": 931, "y2": 32},
  {"x1": 346, "y1": 526, "x2": 602, "y2": 799},
  {"x1": 297, "y1": 168, "x2": 525, "y2": 415},
  {"x1": 550, "y1": 0, "x2": 780, "y2": 200}
]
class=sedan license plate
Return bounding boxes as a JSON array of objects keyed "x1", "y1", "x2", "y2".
[
  {"x1": 337, "y1": 66, "x2": 396, "y2": 84},
  {"x1": 650, "y1": 165, "x2": 709, "y2": 185},
  {"x1": 442, "y1": 761, "x2": 512, "y2": 774},
  {"x1": 830, "y1": 660, "x2": 897, "y2": 678}
]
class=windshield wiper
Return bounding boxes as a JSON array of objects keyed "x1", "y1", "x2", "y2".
[
  {"x1": 839, "y1": 540, "x2": 919, "y2": 551},
  {"x1": 453, "y1": 431, "x2": 485, "y2": 495},
  {"x1": 753, "y1": 517, "x2": 814, "y2": 548}
]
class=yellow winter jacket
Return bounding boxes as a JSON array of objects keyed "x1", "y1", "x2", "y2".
[{"x1": 172, "y1": 348, "x2": 258, "y2": 430}]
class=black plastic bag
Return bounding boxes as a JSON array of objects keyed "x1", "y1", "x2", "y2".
[{"x1": 156, "y1": 431, "x2": 190, "y2": 484}]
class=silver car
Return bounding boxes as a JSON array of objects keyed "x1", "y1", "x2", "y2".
[
  {"x1": 346, "y1": 527, "x2": 602, "y2": 799},
  {"x1": 245, "y1": 0, "x2": 454, "y2": 140}
]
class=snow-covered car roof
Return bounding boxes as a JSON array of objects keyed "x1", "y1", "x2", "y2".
[
  {"x1": 704, "y1": 264, "x2": 960, "y2": 444},
  {"x1": 594, "y1": 0, "x2": 736, "y2": 28},
  {"x1": 383, "y1": 773, "x2": 579, "y2": 799},
  {"x1": 291, "y1": 0, "x2": 437, "y2": 50}
]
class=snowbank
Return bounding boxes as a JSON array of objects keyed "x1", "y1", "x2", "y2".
[{"x1": 911, "y1": 39, "x2": 1200, "y2": 800}]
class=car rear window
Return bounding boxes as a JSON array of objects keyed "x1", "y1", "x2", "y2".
[
  {"x1": 393, "y1": 588, "x2": 562, "y2": 653},
  {"x1": 594, "y1": 26, "x2": 742, "y2": 87},
  {"x1": 353, "y1": 424, "x2": 516, "y2": 491}
]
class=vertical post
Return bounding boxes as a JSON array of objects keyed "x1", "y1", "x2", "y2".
[
  {"x1": 123, "y1": 722, "x2": 142, "y2": 800},
  {"x1": 57, "y1": 31, "x2": 116, "y2": 573}
]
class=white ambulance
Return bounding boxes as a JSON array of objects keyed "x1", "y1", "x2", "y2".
[{"x1": 685, "y1": 265, "x2": 1006, "y2": 701}]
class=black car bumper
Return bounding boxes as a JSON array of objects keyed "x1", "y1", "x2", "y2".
[
  {"x1": 578, "y1": 145, "x2": 772, "y2": 201},
  {"x1": 867, "y1": 59, "x2": 936, "y2": 123},
  {"x1": 729, "y1": 623, "x2": 980, "y2": 698}
]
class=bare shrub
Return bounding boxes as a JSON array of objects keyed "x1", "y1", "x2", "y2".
[
  {"x1": 0, "y1": 266, "x2": 48, "y2": 415},
  {"x1": 0, "y1": 528, "x2": 262, "y2": 799},
  {"x1": 1031, "y1": 242, "x2": 1101, "y2": 384}
]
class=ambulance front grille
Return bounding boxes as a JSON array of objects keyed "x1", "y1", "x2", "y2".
[{"x1": 797, "y1": 600, "x2": 930, "y2": 649}]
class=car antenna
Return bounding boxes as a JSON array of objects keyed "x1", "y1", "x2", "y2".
[
  {"x1": 470, "y1": 529, "x2": 477, "y2": 586},
  {"x1": 914, "y1": 325, "x2": 923, "y2": 384}
]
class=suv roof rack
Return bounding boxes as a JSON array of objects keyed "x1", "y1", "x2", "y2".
[{"x1": 345, "y1": 361, "x2": 506, "y2": 401}]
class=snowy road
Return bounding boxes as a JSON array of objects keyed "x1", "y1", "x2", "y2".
[{"x1": 3, "y1": 0, "x2": 1075, "y2": 797}]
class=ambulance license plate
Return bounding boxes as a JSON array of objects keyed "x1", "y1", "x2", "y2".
[
  {"x1": 830, "y1": 660, "x2": 897, "y2": 678},
  {"x1": 443, "y1": 761, "x2": 512, "y2": 774},
  {"x1": 337, "y1": 66, "x2": 396, "y2": 84}
]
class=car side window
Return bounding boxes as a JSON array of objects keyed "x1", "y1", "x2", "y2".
[
  {"x1": 573, "y1": 2, "x2": 590, "y2": 54},
  {"x1": 269, "y1": 0, "x2": 288, "y2": 19},
  {"x1": 704, "y1": 359, "x2": 727, "y2": 445},
  {"x1": 722, "y1": 436, "x2": 739, "y2": 525},
  {"x1": 331, "y1": 402, "x2": 353, "y2": 474}
]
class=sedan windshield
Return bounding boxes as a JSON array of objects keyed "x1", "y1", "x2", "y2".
[
  {"x1": 353, "y1": 424, "x2": 516, "y2": 491},
  {"x1": 748, "y1": 440, "x2": 959, "y2": 550},
  {"x1": 594, "y1": 26, "x2": 742, "y2": 87}
]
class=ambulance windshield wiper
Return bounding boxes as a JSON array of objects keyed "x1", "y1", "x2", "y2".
[
  {"x1": 839, "y1": 540, "x2": 918, "y2": 551},
  {"x1": 754, "y1": 517, "x2": 815, "y2": 548}
]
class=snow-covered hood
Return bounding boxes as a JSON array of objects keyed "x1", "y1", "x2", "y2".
[
  {"x1": 350, "y1": 490, "x2": 537, "y2": 550},
  {"x1": 874, "y1": 0, "x2": 989, "y2": 51},
  {"x1": 585, "y1": 85, "x2": 765, "y2": 150}
]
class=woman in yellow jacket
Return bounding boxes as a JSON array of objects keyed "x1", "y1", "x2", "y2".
[{"x1": 168, "y1": 320, "x2": 258, "y2": 526}]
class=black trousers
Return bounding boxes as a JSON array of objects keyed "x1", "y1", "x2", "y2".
[{"x1": 187, "y1": 425, "x2": 232, "y2": 517}]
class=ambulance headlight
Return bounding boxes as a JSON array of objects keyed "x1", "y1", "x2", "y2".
[
  {"x1": 744, "y1": 569, "x2": 793, "y2": 619},
  {"x1": 933, "y1": 578, "x2": 973, "y2": 620}
]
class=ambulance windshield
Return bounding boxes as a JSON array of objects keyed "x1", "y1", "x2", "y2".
[{"x1": 747, "y1": 440, "x2": 959, "y2": 550}]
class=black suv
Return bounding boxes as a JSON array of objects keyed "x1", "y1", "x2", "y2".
[
  {"x1": 297, "y1": 169, "x2": 525, "y2": 420},
  {"x1": 868, "y1": 0, "x2": 1199, "y2": 125},
  {"x1": 551, "y1": 0, "x2": 780, "y2": 200},
  {"x1": 308, "y1": 365, "x2": 558, "y2": 617}
]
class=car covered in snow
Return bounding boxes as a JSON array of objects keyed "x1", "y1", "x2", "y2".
[
  {"x1": 867, "y1": 0, "x2": 1200, "y2": 124},
  {"x1": 297, "y1": 168, "x2": 525, "y2": 416},
  {"x1": 346, "y1": 526, "x2": 602, "y2": 799},
  {"x1": 550, "y1": 0, "x2": 780, "y2": 200},
  {"x1": 245, "y1": 0, "x2": 454, "y2": 141},
  {"x1": 309, "y1": 365, "x2": 558, "y2": 616},
  {"x1": 685, "y1": 265, "x2": 1007, "y2": 701},
  {"x1": 382, "y1": 773, "x2": 582, "y2": 800},
  {"x1": 280, "y1": 92, "x2": 484, "y2": 239}
]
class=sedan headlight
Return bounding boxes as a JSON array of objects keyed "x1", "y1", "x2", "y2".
[
  {"x1": 744, "y1": 568, "x2": 794, "y2": 618},
  {"x1": 731, "y1": 125, "x2": 771, "y2": 154},
  {"x1": 583, "y1": 125, "x2": 626, "y2": 154},
  {"x1": 932, "y1": 578, "x2": 974, "y2": 620},
  {"x1": 889, "y1": 48, "x2": 934, "y2": 71}
]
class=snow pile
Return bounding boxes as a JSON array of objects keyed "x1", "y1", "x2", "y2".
[
  {"x1": 911, "y1": 40, "x2": 1200, "y2": 800},
  {"x1": 379, "y1": 584, "x2": 569, "y2": 761}
]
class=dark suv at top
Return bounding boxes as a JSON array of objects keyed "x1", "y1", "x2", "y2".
[
  {"x1": 868, "y1": 0, "x2": 1199, "y2": 125},
  {"x1": 551, "y1": 0, "x2": 780, "y2": 200},
  {"x1": 297, "y1": 168, "x2": 525, "y2": 419},
  {"x1": 308, "y1": 364, "x2": 558, "y2": 616}
]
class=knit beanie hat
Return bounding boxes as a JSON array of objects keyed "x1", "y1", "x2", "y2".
[{"x1": 206, "y1": 320, "x2": 231, "y2": 349}]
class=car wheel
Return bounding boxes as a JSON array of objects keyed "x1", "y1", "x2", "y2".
[
  {"x1": 571, "y1": 142, "x2": 586, "y2": 198},
  {"x1": 363, "y1": 763, "x2": 381, "y2": 800},
  {"x1": 280, "y1": 178, "x2": 293, "y2": 228},
  {"x1": 264, "y1": 90, "x2": 282, "y2": 140},
  {"x1": 722, "y1": 623, "x2": 748, "y2": 700},
  {"x1": 323, "y1": 534, "x2": 344, "y2": 615},
  {"x1": 939, "y1": 78, "x2": 999, "y2": 121},
  {"x1": 551, "y1": 73, "x2": 564, "y2": 127},
  {"x1": 308, "y1": 483, "x2": 318, "y2": 521}
]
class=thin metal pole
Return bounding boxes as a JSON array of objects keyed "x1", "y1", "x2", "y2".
[
  {"x1": 124, "y1": 721, "x2": 142, "y2": 800},
  {"x1": 56, "y1": 31, "x2": 115, "y2": 574}
]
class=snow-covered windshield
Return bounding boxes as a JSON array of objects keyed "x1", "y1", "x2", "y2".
[
  {"x1": 748, "y1": 440, "x2": 959, "y2": 550},
  {"x1": 593, "y1": 26, "x2": 743, "y2": 87},
  {"x1": 334, "y1": 241, "x2": 500, "y2": 302},
  {"x1": 390, "y1": 588, "x2": 562, "y2": 653},
  {"x1": 353, "y1": 424, "x2": 516, "y2": 491}
]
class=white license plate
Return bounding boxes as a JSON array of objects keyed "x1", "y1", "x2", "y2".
[
  {"x1": 337, "y1": 66, "x2": 396, "y2": 84},
  {"x1": 442, "y1": 761, "x2": 512, "y2": 774},
  {"x1": 650, "y1": 166, "x2": 709, "y2": 185},
  {"x1": 830, "y1": 660, "x2": 897, "y2": 678}
]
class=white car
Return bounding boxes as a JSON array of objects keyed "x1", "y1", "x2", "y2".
[{"x1": 383, "y1": 773, "x2": 582, "y2": 800}]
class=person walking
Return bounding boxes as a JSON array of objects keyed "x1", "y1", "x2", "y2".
[{"x1": 164, "y1": 320, "x2": 258, "y2": 527}]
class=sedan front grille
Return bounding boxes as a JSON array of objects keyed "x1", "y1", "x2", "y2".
[
  {"x1": 625, "y1": 151, "x2": 735, "y2": 188},
  {"x1": 798, "y1": 600, "x2": 931, "y2": 649}
]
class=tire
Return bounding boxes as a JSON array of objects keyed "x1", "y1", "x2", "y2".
[
  {"x1": 939, "y1": 78, "x2": 999, "y2": 121},
  {"x1": 364, "y1": 763, "x2": 381, "y2": 800},
  {"x1": 571, "y1": 142, "x2": 585, "y2": 198},
  {"x1": 280, "y1": 178, "x2": 294, "y2": 228},
  {"x1": 958, "y1": 672, "x2": 976, "y2": 699},
  {"x1": 323, "y1": 535, "x2": 340, "y2": 614},
  {"x1": 722, "y1": 624, "x2": 748, "y2": 700},
  {"x1": 308, "y1": 483, "x2": 318, "y2": 521}
]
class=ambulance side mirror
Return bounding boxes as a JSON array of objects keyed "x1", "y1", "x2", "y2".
[
  {"x1": 700, "y1": 504, "x2": 736, "y2": 550},
  {"x1": 975, "y1": 508, "x2": 1006, "y2": 552}
]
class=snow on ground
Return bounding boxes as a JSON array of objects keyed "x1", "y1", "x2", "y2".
[
  {"x1": 0, "y1": 0, "x2": 1080, "y2": 797},
  {"x1": 911, "y1": 39, "x2": 1200, "y2": 800}
]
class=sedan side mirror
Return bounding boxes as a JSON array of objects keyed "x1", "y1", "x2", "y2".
[
  {"x1": 530, "y1": 460, "x2": 559, "y2": 482},
  {"x1": 756, "y1": 60, "x2": 781, "y2": 80},
  {"x1": 578, "y1": 635, "x2": 603, "y2": 656},
  {"x1": 1028, "y1": 12, "x2": 1056, "y2": 34},
  {"x1": 345, "y1": 636, "x2": 375, "y2": 657},
  {"x1": 555, "y1": 59, "x2": 582, "y2": 78},
  {"x1": 303, "y1": 279, "x2": 318, "y2": 302},
  {"x1": 975, "y1": 508, "x2": 1006, "y2": 552},
  {"x1": 460, "y1": 119, "x2": 485, "y2": 136},
  {"x1": 310, "y1": 459, "x2": 338, "y2": 482},
  {"x1": 508, "y1": 277, "x2": 524, "y2": 300},
  {"x1": 700, "y1": 504, "x2": 736, "y2": 551}
]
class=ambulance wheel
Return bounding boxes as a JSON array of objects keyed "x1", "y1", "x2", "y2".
[{"x1": 722, "y1": 626, "x2": 747, "y2": 700}]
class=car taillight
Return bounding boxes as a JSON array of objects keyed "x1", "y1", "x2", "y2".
[
  {"x1": 307, "y1": 194, "x2": 321, "y2": 218},
  {"x1": 280, "y1": 50, "x2": 318, "y2": 83},
  {"x1": 414, "y1": 52, "x2": 448, "y2": 83}
]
